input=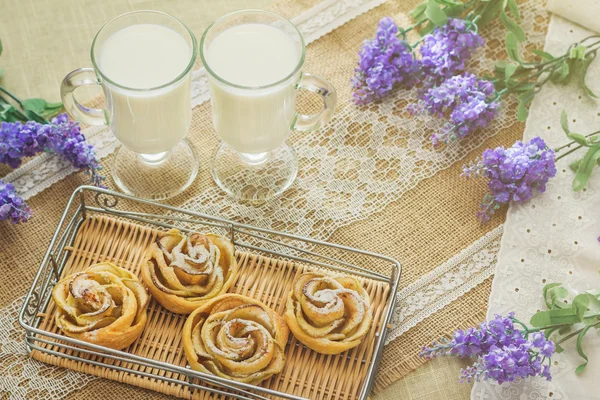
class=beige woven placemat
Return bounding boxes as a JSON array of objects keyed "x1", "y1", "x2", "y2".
[{"x1": 0, "y1": 0, "x2": 550, "y2": 398}]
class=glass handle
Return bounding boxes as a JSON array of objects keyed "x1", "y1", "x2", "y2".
[
  {"x1": 60, "y1": 68, "x2": 106, "y2": 126},
  {"x1": 292, "y1": 72, "x2": 337, "y2": 132}
]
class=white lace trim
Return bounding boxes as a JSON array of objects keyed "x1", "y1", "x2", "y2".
[
  {"x1": 7, "y1": 0, "x2": 389, "y2": 201},
  {"x1": 386, "y1": 225, "x2": 503, "y2": 343}
]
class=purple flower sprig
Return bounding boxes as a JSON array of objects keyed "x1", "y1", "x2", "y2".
[
  {"x1": 351, "y1": 17, "x2": 484, "y2": 105},
  {"x1": 0, "y1": 113, "x2": 105, "y2": 187},
  {"x1": 351, "y1": 17, "x2": 420, "y2": 105},
  {"x1": 0, "y1": 180, "x2": 31, "y2": 224},
  {"x1": 463, "y1": 136, "x2": 556, "y2": 222},
  {"x1": 419, "y1": 18, "x2": 484, "y2": 86},
  {"x1": 421, "y1": 313, "x2": 555, "y2": 384},
  {"x1": 409, "y1": 73, "x2": 500, "y2": 145}
]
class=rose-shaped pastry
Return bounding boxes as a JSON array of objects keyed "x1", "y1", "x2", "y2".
[
  {"x1": 141, "y1": 228, "x2": 238, "y2": 314},
  {"x1": 52, "y1": 262, "x2": 149, "y2": 350},
  {"x1": 285, "y1": 272, "x2": 373, "y2": 354},
  {"x1": 182, "y1": 294, "x2": 289, "y2": 384}
]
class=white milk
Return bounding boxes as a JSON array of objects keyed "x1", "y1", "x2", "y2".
[
  {"x1": 99, "y1": 24, "x2": 192, "y2": 155},
  {"x1": 206, "y1": 23, "x2": 299, "y2": 154}
]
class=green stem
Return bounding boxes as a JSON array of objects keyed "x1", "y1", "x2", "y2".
[
  {"x1": 397, "y1": 18, "x2": 429, "y2": 37},
  {"x1": 0, "y1": 93, "x2": 29, "y2": 122},
  {"x1": 556, "y1": 144, "x2": 584, "y2": 161},
  {"x1": 556, "y1": 321, "x2": 600, "y2": 345},
  {"x1": 554, "y1": 131, "x2": 600, "y2": 152},
  {"x1": 0, "y1": 85, "x2": 23, "y2": 106},
  {"x1": 0, "y1": 84, "x2": 48, "y2": 123}
]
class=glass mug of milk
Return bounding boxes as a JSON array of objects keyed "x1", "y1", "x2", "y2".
[
  {"x1": 60, "y1": 11, "x2": 198, "y2": 200},
  {"x1": 201, "y1": 10, "x2": 337, "y2": 201}
]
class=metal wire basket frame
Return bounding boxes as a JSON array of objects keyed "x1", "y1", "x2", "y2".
[{"x1": 19, "y1": 185, "x2": 402, "y2": 400}]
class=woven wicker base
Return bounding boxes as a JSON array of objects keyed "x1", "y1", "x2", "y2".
[{"x1": 31, "y1": 215, "x2": 391, "y2": 400}]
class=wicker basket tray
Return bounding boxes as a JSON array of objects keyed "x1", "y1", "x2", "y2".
[{"x1": 19, "y1": 186, "x2": 401, "y2": 400}]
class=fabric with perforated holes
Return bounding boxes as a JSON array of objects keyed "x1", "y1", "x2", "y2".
[{"x1": 472, "y1": 15, "x2": 600, "y2": 400}]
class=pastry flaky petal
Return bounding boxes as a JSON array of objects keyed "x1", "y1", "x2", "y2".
[
  {"x1": 182, "y1": 294, "x2": 289, "y2": 385},
  {"x1": 141, "y1": 228, "x2": 238, "y2": 314},
  {"x1": 284, "y1": 272, "x2": 373, "y2": 355},
  {"x1": 52, "y1": 262, "x2": 149, "y2": 350}
]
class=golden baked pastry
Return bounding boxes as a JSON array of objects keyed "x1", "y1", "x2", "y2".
[
  {"x1": 284, "y1": 272, "x2": 373, "y2": 354},
  {"x1": 182, "y1": 294, "x2": 289, "y2": 385},
  {"x1": 52, "y1": 262, "x2": 149, "y2": 350},
  {"x1": 141, "y1": 228, "x2": 238, "y2": 314}
]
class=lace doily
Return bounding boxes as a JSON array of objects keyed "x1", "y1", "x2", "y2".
[
  {"x1": 0, "y1": 297, "x2": 97, "y2": 399},
  {"x1": 472, "y1": 15, "x2": 600, "y2": 400}
]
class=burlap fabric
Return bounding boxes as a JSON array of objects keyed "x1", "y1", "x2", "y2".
[{"x1": 0, "y1": 0, "x2": 550, "y2": 398}]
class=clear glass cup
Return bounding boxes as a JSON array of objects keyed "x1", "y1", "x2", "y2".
[
  {"x1": 201, "y1": 10, "x2": 337, "y2": 201},
  {"x1": 60, "y1": 10, "x2": 199, "y2": 200}
]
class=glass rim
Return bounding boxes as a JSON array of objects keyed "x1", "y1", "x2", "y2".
[
  {"x1": 199, "y1": 9, "x2": 306, "y2": 90},
  {"x1": 91, "y1": 10, "x2": 198, "y2": 91}
]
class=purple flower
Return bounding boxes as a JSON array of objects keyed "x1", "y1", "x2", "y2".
[
  {"x1": 0, "y1": 114, "x2": 105, "y2": 187},
  {"x1": 463, "y1": 136, "x2": 557, "y2": 222},
  {"x1": 409, "y1": 73, "x2": 500, "y2": 145},
  {"x1": 351, "y1": 17, "x2": 419, "y2": 104},
  {"x1": 0, "y1": 121, "x2": 44, "y2": 168},
  {"x1": 420, "y1": 18, "x2": 484, "y2": 85},
  {"x1": 421, "y1": 313, "x2": 555, "y2": 384},
  {"x1": 0, "y1": 180, "x2": 31, "y2": 224}
]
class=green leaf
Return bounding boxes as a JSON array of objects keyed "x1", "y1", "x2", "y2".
[
  {"x1": 505, "y1": 32, "x2": 521, "y2": 62},
  {"x1": 573, "y1": 293, "x2": 591, "y2": 320},
  {"x1": 558, "y1": 325, "x2": 572, "y2": 335},
  {"x1": 23, "y1": 109, "x2": 45, "y2": 124},
  {"x1": 511, "y1": 83, "x2": 536, "y2": 92},
  {"x1": 495, "y1": 60, "x2": 508, "y2": 73},
  {"x1": 444, "y1": 4, "x2": 466, "y2": 17},
  {"x1": 543, "y1": 283, "x2": 562, "y2": 308},
  {"x1": 549, "y1": 286, "x2": 569, "y2": 308},
  {"x1": 569, "y1": 45, "x2": 587, "y2": 60},
  {"x1": 544, "y1": 326, "x2": 560, "y2": 339},
  {"x1": 425, "y1": 0, "x2": 448, "y2": 27},
  {"x1": 22, "y1": 98, "x2": 47, "y2": 114},
  {"x1": 573, "y1": 145, "x2": 600, "y2": 191},
  {"x1": 560, "y1": 61, "x2": 570, "y2": 80},
  {"x1": 587, "y1": 289, "x2": 600, "y2": 297},
  {"x1": 580, "y1": 51, "x2": 598, "y2": 98},
  {"x1": 575, "y1": 325, "x2": 592, "y2": 373},
  {"x1": 479, "y1": 0, "x2": 503, "y2": 27},
  {"x1": 410, "y1": 2, "x2": 428, "y2": 20},
  {"x1": 517, "y1": 102, "x2": 529, "y2": 121},
  {"x1": 569, "y1": 159, "x2": 583, "y2": 172},
  {"x1": 0, "y1": 39, "x2": 3, "y2": 56},
  {"x1": 532, "y1": 49, "x2": 555, "y2": 61},
  {"x1": 555, "y1": 343, "x2": 565, "y2": 353},
  {"x1": 437, "y1": 0, "x2": 462, "y2": 6},
  {"x1": 500, "y1": 10, "x2": 526, "y2": 42},
  {"x1": 560, "y1": 110, "x2": 570, "y2": 134},
  {"x1": 569, "y1": 158, "x2": 582, "y2": 172},
  {"x1": 530, "y1": 307, "x2": 580, "y2": 327},
  {"x1": 506, "y1": 0, "x2": 521, "y2": 22},
  {"x1": 418, "y1": 21, "x2": 436, "y2": 36},
  {"x1": 21, "y1": 98, "x2": 62, "y2": 120},
  {"x1": 0, "y1": 104, "x2": 19, "y2": 123},
  {"x1": 516, "y1": 91, "x2": 534, "y2": 121},
  {"x1": 505, "y1": 63, "x2": 518, "y2": 83},
  {"x1": 569, "y1": 133, "x2": 590, "y2": 146}
]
